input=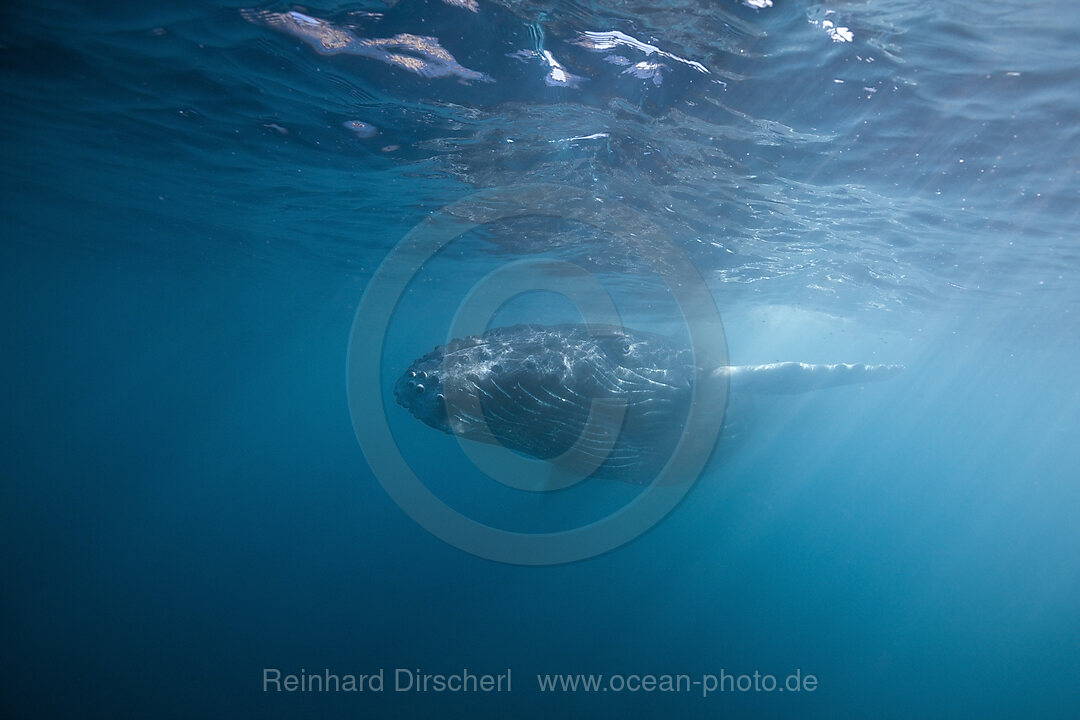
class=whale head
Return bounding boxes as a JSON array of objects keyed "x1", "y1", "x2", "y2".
[{"x1": 394, "y1": 358, "x2": 450, "y2": 433}]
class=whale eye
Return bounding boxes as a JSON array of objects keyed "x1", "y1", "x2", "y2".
[
  {"x1": 621, "y1": 343, "x2": 631, "y2": 354},
  {"x1": 415, "y1": 383, "x2": 425, "y2": 394}
]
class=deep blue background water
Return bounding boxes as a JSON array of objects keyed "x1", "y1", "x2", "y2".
[{"x1": 2, "y1": 1, "x2": 1078, "y2": 717}]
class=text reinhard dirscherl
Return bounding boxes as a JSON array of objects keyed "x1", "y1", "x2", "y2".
[
  {"x1": 262, "y1": 668, "x2": 820, "y2": 697},
  {"x1": 263, "y1": 668, "x2": 511, "y2": 694}
]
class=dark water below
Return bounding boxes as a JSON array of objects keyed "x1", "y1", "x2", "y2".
[{"x1": 2, "y1": 0, "x2": 1078, "y2": 717}]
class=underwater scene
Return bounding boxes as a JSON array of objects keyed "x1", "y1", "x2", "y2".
[{"x1": 2, "y1": 0, "x2": 1078, "y2": 717}]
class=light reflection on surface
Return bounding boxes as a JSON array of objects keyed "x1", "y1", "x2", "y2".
[{"x1": 242, "y1": 9, "x2": 492, "y2": 82}]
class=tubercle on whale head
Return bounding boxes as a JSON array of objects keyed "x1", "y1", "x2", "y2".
[{"x1": 393, "y1": 358, "x2": 449, "y2": 432}]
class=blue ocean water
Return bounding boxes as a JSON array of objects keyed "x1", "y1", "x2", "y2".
[{"x1": 1, "y1": 0, "x2": 1078, "y2": 717}]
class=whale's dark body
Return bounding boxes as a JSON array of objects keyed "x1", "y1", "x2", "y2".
[
  {"x1": 394, "y1": 324, "x2": 699, "y2": 481},
  {"x1": 394, "y1": 323, "x2": 902, "y2": 482}
]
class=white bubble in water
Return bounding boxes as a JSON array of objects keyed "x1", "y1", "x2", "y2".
[{"x1": 343, "y1": 120, "x2": 378, "y2": 138}]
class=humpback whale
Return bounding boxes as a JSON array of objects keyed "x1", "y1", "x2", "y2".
[{"x1": 394, "y1": 324, "x2": 901, "y2": 482}]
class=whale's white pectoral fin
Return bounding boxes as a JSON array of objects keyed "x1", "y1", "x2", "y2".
[{"x1": 717, "y1": 361, "x2": 904, "y2": 395}]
